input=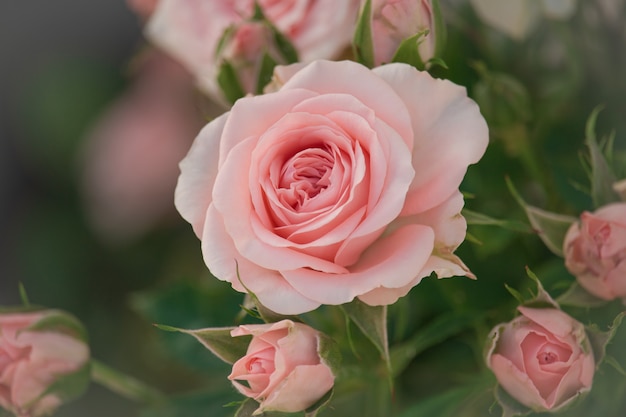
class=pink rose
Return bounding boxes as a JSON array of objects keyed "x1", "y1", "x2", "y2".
[
  {"x1": 175, "y1": 60, "x2": 488, "y2": 314},
  {"x1": 563, "y1": 202, "x2": 626, "y2": 301},
  {"x1": 0, "y1": 311, "x2": 90, "y2": 417},
  {"x1": 486, "y1": 306, "x2": 595, "y2": 412},
  {"x1": 81, "y1": 51, "x2": 203, "y2": 243},
  {"x1": 370, "y1": 0, "x2": 439, "y2": 66},
  {"x1": 229, "y1": 320, "x2": 334, "y2": 414},
  {"x1": 145, "y1": 0, "x2": 360, "y2": 100},
  {"x1": 126, "y1": 0, "x2": 159, "y2": 20}
]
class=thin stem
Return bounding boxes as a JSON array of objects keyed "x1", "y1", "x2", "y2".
[{"x1": 91, "y1": 359, "x2": 163, "y2": 406}]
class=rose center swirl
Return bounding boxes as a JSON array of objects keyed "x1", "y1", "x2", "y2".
[{"x1": 278, "y1": 146, "x2": 333, "y2": 210}]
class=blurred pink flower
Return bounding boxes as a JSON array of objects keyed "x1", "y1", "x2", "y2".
[
  {"x1": 144, "y1": 0, "x2": 360, "y2": 101},
  {"x1": 81, "y1": 51, "x2": 203, "y2": 243},
  {"x1": 0, "y1": 311, "x2": 90, "y2": 417},
  {"x1": 563, "y1": 202, "x2": 626, "y2": 301},
  {"x1": 229, "y1": 320, "x2": 334, "y2": 415},
  {"x1": 486, "y1": 306, "x2": 594, "y2": 412},
  {"x1": 126, "y1": 0, "x2": 159, "y2": 20}
]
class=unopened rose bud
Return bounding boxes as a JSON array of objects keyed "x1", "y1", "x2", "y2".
[
  {"x1": 0, "y1": 310, "x2": 90, "y2": 417},
  {"x1": 370, "y1": 0, "x2": 443, "y2": 67},
  {"x1": 216, "y1": 21, "x2": 285, "y2": 99},
  {"x1": 563, "y1": 202, "x2": 626, "y2": 301},
  {"x1": 228, "y1": 320, "x2": 335, "y2": 415}
]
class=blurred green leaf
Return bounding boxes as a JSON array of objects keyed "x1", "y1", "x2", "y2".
[
  {"x1": 139, "y1": 388, "x2": 240, "y2": 417},
  {"x1": 341, "y1": 300, "x2": 389, "y2": 372},
  {"x1": 584, "y1": 107, "x2": 620, "y2": 207},
  {"x1": 390, "y1": 311, "x2": 479, "y2": 378}
]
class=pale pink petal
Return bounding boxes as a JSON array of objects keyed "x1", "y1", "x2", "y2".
[
  {"x1": 282, "y1": 224, "x2": 434, "y2": 305},
  {"x1": 260, "y1": 365, "x2": 334, "y2": 414},
  {"x1": 517, "y1": 307, "x2": 576, "y2": 339},
  {"x1": 373, "y1": 63, "x2": 489, "y2": 214},
  {"x1": 490, "y1": 354, "x2": 549, "y2": 410},
  {"x1": 175, "y1": 113, "x2": 229, "y2": 238},
  {"x1": 202, "y1": 205, "x2": 320, "y2": 314}
]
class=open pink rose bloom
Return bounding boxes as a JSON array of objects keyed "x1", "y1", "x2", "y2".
[
  {"x1": 229, "y1": 320, "x2": 334, "y2": 414},
  {"x1": 175, "y1": 59, "x2": 488, "y2": 314},
  {"x1": 563, "y1": 202, "x2": 626, "y2": 301},
  {"x1": 0, "y1": 311, "x2": 90, "y2": 417},
  {"x1": 486, "y1": 306, "x2": 595, "y2": 412}
]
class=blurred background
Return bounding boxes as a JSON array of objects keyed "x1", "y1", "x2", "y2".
[{"x1": 1, "y1": 1, "x2": 625, "y2": 416}]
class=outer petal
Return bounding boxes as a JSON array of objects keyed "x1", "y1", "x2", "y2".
[
  {"x1": 373, "y1": 64, "x2": 488, "y2": 214},
  {"x1": 175, "y1": 113, "x2": 228, "y2": 238},
  {"x1": 490, "y1": 354, "x2": 549, "y2": 410},
  {"x1": 517, "y1": 307, "x2": 576, "y2": 340},
  {"x1": 282, "y1": 224, "x2": 434, "y2": 305},
  {"x1": 260, "y1": 364, "x2": 334, "y2": 414},
  {"x1": 202, "y1": 205, "x2": 320, "y2": 314}
]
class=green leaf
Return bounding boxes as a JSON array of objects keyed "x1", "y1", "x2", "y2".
[
  {"x1": 91, "y1": 360, "x2": 162, "y2": 406},
  {"x1": 217, "y1": 60, "x2": 246, "y2": 104},
  {"x1": 391, "y1": 31, "x2": 429, "y2": 70},
  {"x1": 139, "y1": 387, "x2": 241, "y2": 417},
  {"x1": 318, "y1": 333, "x2": 342, "y2": 375},
  {"x1": 353, "y1": 0, "x2": 375, "y2": 67},
  {"x1": 585, "y1": 106, "x2": 620, "y2": 207},
  {"x1": 156, "y1": 325, "x2": 250, "y2": 365},
  {"x1": 506, "y1": 177, "x2": 577, "y2": 256},
  {"x1": 396, "y1": 375, "x2": 493, "y2": 417},
  {"x1": 390, "y1": 311, "x2": 479, "y2": 377}
]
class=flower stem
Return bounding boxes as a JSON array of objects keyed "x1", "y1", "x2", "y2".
[{"x1": 90, "y1": 359, "x2": 163, "y2": 406}]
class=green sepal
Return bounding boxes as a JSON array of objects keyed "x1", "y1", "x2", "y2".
[
  {"x1": 431, "y1": 0, "x2": 446, "y2": 57},
  {"x1": 18, "y1": 283, "x2": 30, "y2": 307},
  {"x1": 391, "y1": 30, "x2": 429, "y2": 70},
  {"x1": 234, "y1": 398, "x2": 260, "y2": 417},
  {"x1": 556, "y1": 282, "x2": 609, "y2": 308},
  {"x1": 251, "y1": 1, "x2": 298, "y2": 64},
  {"x1": 154, "y1": 324, "x2": 250, "y2": 365},
  {"x1": 317, "y1": 332, "x2": 342, "y2": 376},
  {"x1": 217, "y1": 59, "x2": 247, "y2": 104},
  {"x1": 340, "y1": 299, "x2": 391, "y2": 386},
  {"x1": 586, "y1": 312, "x2": 625, "y2": 369},
  {"x1": 506, "y1": 177, "x2": 577, "y2": 256},
  {"x1": 520, "y1": 267, "x2": 560, "y2": 309},
  {"x1": 35, "y1": 361, "x2": 91, "y2": 408},
  {"x1": 304, "y1": 388, "x2": 333, "y2": 417},
  {"x1": 353, "y1": 0, "x2": 375, "y2": 68},
  {"x1": 462, "y1": 208, "x2": 533, "y2": 233},
  {"x1": 25, "y1": 309, "x2": 89, "y2": 343},
  {"x1": 256, "y1": 52, "x2": 278, "y2": 94},
  {"x1": 583, "y1": 106, "x2": 620, "y2": 207},
  {"x1": 494, "y1": 384, "x2": 531, "y2": 417}
]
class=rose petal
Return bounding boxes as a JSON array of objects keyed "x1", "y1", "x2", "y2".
[{"x1": 373, "y1": 63, "x2": 489, "y2": 214}]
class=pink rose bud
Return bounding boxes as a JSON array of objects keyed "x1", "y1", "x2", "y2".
[
  {"x1": 370, "y1": 0, "x2": 441, "y2": 66},
  {"x1": 228, "y1": 320, "x2": 335, "y2": 415},
  {"x1": 563, "y1": 202, "x2": 626, "y2": 301},
  {"x1": 145, "y1": 0, "x2": 360, "y2": 102},
  {"x1": 0, "y1": 310, "x2": 90, "y2": 417},
  {"x1": 486, "y1": 306, "x2": 595, "y2": 412},
  {"x1": 216, "y1": 21, "x2": 285, "y2": 97}
]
